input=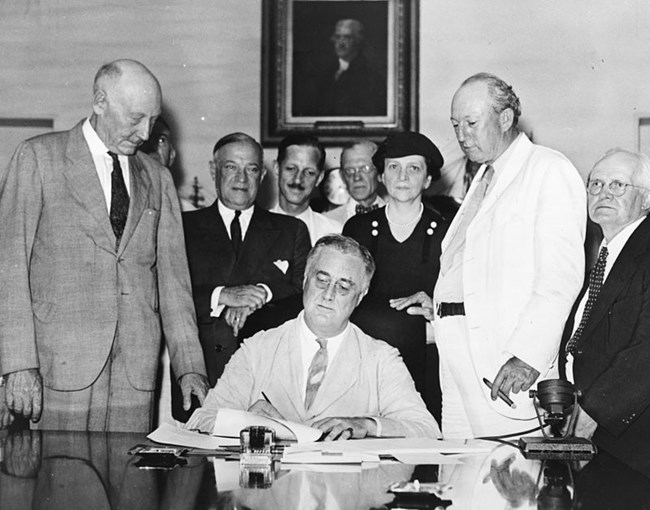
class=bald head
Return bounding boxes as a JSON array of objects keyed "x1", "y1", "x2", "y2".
[{"x1": 90, "y1": 59, "x2": 162, "y2": 155}]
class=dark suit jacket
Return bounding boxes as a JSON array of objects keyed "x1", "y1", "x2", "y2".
[
  {"x1": 172, "y1": 201, "x2": 311, "y2": 420},
  {"x1": 560, "y1": 215, "x2": 650, "y2": 477},
  {"x1": 0, "y1": 121, "x2": 206, "y2": 399}
]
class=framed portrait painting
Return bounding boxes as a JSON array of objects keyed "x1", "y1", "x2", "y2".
[{"x1": 261, "y1": 0, "x2": 419, "y2": 144}]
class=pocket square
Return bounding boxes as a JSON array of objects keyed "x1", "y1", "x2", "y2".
[{"x1": 273, "y1": 259, "x2": 289, "y2": 274}]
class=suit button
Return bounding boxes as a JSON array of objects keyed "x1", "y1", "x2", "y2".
[{"x1": 215, "y1": 344, "x2": 224, "y2": 352}]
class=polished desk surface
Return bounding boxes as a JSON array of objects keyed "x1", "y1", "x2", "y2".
[{"x1": 1, "y1": 429, "x2": 650, "y2": 509}]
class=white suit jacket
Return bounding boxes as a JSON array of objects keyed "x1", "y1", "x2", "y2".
[
  {"x1": 194, "y1": 317, "x2": 441, "y2": 438},
  {"x1": 435, "y1": 134, "x2": 586, "y2": 418}
]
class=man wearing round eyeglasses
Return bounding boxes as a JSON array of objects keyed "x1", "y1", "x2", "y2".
[
  {"x1": 325, "y1": 140, "x2": 385, "y2": 224},
  {"x1": 186, "y1": 234, "x2": 440, "y2": 441},
  {"x1": 560, "y1": 148, "x2": 650, "y2": 478}
]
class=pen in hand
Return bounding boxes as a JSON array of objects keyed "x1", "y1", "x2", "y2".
[
  {"x1": 482, "y1": 378, "x2": 517, "y2": 409},
  {"x1": 261, "y1": 392, "x2": 273, "y2": 406}
]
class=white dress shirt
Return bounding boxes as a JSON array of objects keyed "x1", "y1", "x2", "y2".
[
  {"x1": 82, "y1": 118, "x2": 130, "y2": 210},
  {"x1": 270, "y1": 205, "x2": 342, "y2": 245}
]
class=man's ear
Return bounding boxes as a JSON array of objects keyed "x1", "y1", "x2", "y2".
[
  {"x1": 272, "y1": 160, "x2": 280, "y2": 178},
  {"x1": 209, "y1": 160, "x2": 216, "y2": 182},
  {"x1": 499, "y1": 108, "x2": 514, "y2": 133},
  {"x1": 315, "y1": 170, "x2": 325, "y2": 187},
  {"x1": 92, "y1": 89, "x2": 107, "y2": 115},
  {"x1": 260, "y1": 166, "x2": 268, "y2": 182},
  {"x1": 642, "y1": 190, "x2": 650, "y2": 212}
]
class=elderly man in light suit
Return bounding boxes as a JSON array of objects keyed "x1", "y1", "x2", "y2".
[
  {"x1": 433, "y1": 73, "x2": 586, "y2": 438},
  {"x1": 0, "y1": 59, "x2": 208, "y2": 432},
  {"x1": 187, "y1": 234, "x2": 440, "y2": 440}
]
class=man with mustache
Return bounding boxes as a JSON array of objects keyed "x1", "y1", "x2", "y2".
[{"x1": 270, "y1": 134, "x2": 342, "y2": 244}]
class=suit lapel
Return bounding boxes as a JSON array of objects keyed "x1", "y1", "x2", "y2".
[
  {"x1": 117, "y1": 155, "x2": 149, "y2": 254},
  {"x1": 578, "y1": 218, "x2": 650, "y2": 345},
  {"x1": 275, "y1": 321, "x2": 310, "y2": 421},
  {"x1": 308, "y1": 326, "x2": 360, "y2": 416},
  {"x1": 199, "y1": 203, "x2": 237, "y2": 281},
  {"x1": 236, "y1": 206, "x2": 282, "y2": 273},
  {"x1": 473, "y1": 134, "x2": 533, "y2": 224},
  {"x1": 62, "y1": 122, "x2": 115, "y2": 253}
]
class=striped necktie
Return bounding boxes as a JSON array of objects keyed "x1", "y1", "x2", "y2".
[
  {"x1": 440, "y1": 164, "x2": 494, "y2": 274},
  {"x1": 305, "y1": 337, "x2": 328, "y2": 409}
]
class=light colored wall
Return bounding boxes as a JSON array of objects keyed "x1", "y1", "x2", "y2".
[{"x1": 2, "y1": 0, "x2": 650, "y2": 206}]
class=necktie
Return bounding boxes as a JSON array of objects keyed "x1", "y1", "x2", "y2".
[
  {"x1": 305, "y1": 337, "x2": 328, "y2": 409},
  {"x1": 230, "y1": 210, "x2": 242, "y2": 257},
  {"x1": 565, "y1": 246, "x2": 609, "y2": 355},
  {"x1": 355, "y1": 203, "x2": 379, "y2": 215},
  {"x1": 440, "y1": 165, "x2": 495, "y2": 273},
  {"x1": 108, "y1": 151, "x2": 129, "y2": 248}
]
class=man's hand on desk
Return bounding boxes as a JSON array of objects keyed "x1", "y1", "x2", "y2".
[
  {"x1": 248, "y1": 400, "x2": 286, "y2": 420},
  {"x1": 312, "y1": 417, "x2": 376, "y2": 441},
  {"x1": 5, "y1": 369, "x2": 42, "y2": 422},
  {"x1": 219, "y1": 285, "x2": 268, "y2": 310},
  {"x1": 491, "y1": 356, "x2": 540, "y2": 400},
  {"x1": 179, "y1": 373, "x2": 210, "y2": 411},
  {"x1": 224, "y1": 306, "x2": 253, "y2": 337}
]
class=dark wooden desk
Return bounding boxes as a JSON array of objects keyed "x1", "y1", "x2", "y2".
[{"x1": 1, "y1": 429, "x2": 649, "y2": 509}]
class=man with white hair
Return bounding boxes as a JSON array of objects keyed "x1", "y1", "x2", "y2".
[
  {"x1": 0, "y1": 59, "x2": 208, "y2": 432},
  {"x1": 433, "y1": 72, "x2": 586, "y2": 438},
  {"x1": 561, "y1": 148, "x2": 650, "y2": 478}
]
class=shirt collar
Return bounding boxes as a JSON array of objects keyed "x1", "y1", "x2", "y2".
[
  {"x1": 298, "y1": 310, "x2": 350, "y2": 343},
  {"x1": 82, "y1": 118, "x2": 110, "y2": 157},
  {"x1": 601, "y1": 215, "x2": 646, "y2": 273},
  {"x1": 217, "y1": 200, "x2": 254, "y2": 222},
  {"x1": 489, "y1": 131, "x2": 524, "y2": 177}
]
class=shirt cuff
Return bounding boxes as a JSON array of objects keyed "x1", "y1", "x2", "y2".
[
  {"x1": 257, "y1": 283, "x2": 272, "y2": 303},
  {"x1": 211, "y1": 286, "x2": 225, "y2": 317},
  {"x1": 368, "y1": 417, "x2": 382, "y2": 437}
]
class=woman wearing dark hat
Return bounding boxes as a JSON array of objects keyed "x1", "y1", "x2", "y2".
[{"x1": 343, "y1": 131, "x2": 449, "y2": 420}]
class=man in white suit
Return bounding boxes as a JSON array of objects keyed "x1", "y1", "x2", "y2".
[
  {"x1": 187, "y1": 234, "x2": 440, "y2": 440},
  {"x1": 433, "y1": 73, "x2": 586, "y2": 438}
]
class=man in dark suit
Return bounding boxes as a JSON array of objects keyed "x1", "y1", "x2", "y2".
[
  {"x1": 0, "y1": 59, "x2": 208, "y2": 432},
  {"x1": 172, "y1": 132, "x2": 311, "y2": 421},
  {"x1": 561, "y1": 148, "x2": 650, "y2": 478}
]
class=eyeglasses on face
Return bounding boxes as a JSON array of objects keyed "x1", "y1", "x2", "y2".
[
  {"x1": 586, "y1": 179, "x2": 646, "y2": 197},
  {"x1": 342, "y1": 165, "x2": 374, "y2": 177}
]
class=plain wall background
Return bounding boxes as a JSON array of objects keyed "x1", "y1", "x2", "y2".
[{"x1": 2, "y1": 0, "x2": 649, "y2": 206}]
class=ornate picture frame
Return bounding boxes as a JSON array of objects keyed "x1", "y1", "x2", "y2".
[{"x1": 261, "y1": 0, "x2": 419, "y2": 144}]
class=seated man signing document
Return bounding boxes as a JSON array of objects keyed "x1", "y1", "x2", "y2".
[{"x1": 187, "y1": 235, "x2": 441, "y2": 440}]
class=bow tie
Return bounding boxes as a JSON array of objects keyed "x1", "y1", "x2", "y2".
[{"x1": 355, "y1": 203, "x2": 379, "y2": 215}]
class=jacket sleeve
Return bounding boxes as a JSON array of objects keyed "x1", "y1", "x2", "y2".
[
  {"x1": 374, "y1": 345, "x2": 442, "y2": 438},
  {"x1": 0, "y1": 141, "x2": 42, "y2": 375},
  {"x1": 156, "y1": 167, "x2": 207, "y2": 380}
]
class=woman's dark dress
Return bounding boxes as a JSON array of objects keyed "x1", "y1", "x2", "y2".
[{"x1": 343, "y1": 205, "x2": 449, "y2": 420}]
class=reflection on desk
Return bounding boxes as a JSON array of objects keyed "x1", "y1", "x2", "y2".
[{"x1": 1, "y1": 429, "x2": 650, "y2": 509}]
